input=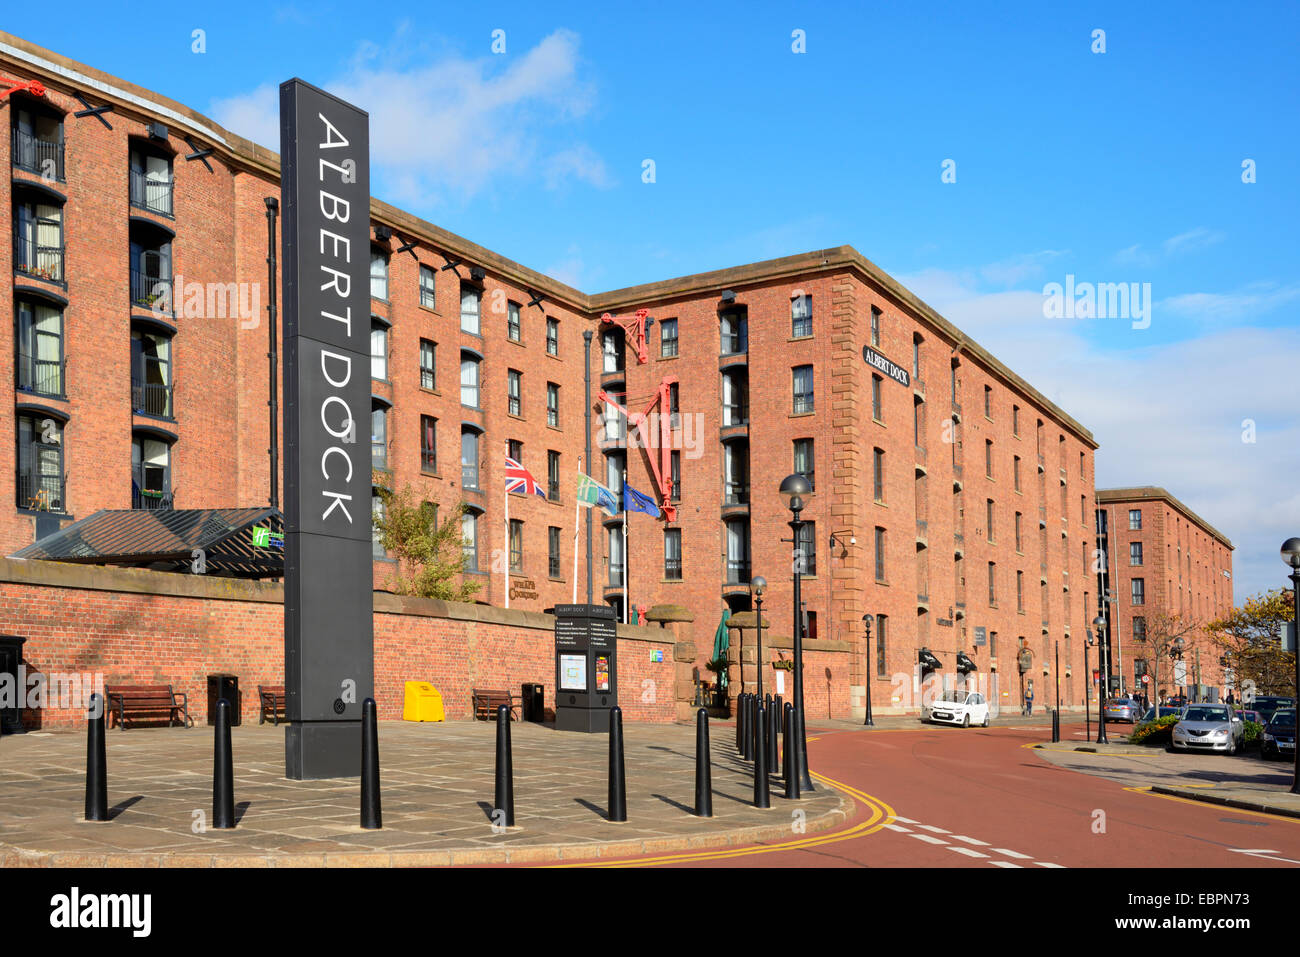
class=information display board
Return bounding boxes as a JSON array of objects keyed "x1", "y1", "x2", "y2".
[{"x1": 554, "y1": 604, "x2": 618, "y2": 733}]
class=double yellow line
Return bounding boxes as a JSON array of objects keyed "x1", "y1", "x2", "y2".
[{"x1": 548, "y1": 771, "x2": 896, "y2": 867}]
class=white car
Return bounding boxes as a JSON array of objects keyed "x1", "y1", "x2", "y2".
[{"x1": 924, "y1": 691, "x2": 990, "y2": 727}]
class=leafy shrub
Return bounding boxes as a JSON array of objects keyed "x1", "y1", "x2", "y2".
[
  {"x1": 1243, "y1": 720, "x2": 1264, "y2": 746},
  {"x1": 1129, "y1": 714, "x2": 1180, "y2": 746}
]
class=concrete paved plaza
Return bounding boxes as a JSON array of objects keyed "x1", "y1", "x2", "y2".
[{"x1": 0, "y1": 718, "x2": 849, "y2": 866}]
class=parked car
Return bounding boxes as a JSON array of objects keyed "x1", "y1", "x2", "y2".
[
  {"x1": 1170, "y1": 704, "x2": 1246, "y2": 755},
  {"x1": 1260, "y1": 708, "x2": 1296, "y2": 760},
  {"x1": 1235, "y1": 709, "x2": 1263, "y2": 726},
  {"x1": 1140, "y1": 706, "x2": 1182, "y2": 722},
  {"x1": 1249, "y1": 696, "x2": 1296, "y2": 723},
  {"x1": 923, "y1": 690, "x2": 990, "y2": 727},
  {"x1": 1104, "y1": 697, "x2": 1143, "y2": 723}
]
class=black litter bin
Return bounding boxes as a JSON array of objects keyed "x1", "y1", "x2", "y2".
[
  {"x1": 207, "y1": 674, "x2": 241, "y2": 726},
  {"x1": 521, "y1": 682, "x2": 544, "y2": 722}
]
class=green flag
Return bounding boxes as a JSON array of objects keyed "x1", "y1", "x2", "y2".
[{"x1": 576, "y1": 473, "x2": 620, "y2": 517}]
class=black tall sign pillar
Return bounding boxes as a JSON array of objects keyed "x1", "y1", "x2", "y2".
[{"x1": 280, "y1": 80, "x2": 374, "y2": 780}]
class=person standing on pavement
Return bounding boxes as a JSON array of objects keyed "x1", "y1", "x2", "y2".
[{"x1": 1025, "y1": 685, "x2": 1034, "y2": 716}]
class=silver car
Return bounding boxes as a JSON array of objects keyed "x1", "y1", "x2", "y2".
[{"x1": 1170, "y1": 704, "x2": 1245, "y2": 755}]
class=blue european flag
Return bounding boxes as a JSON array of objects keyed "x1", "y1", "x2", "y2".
[{"x1": 623, "y1": 483, "x2": 661, "y2": 518}]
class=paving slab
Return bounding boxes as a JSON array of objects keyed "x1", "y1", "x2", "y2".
[{"x1": 0, "y1": 719, "x2": 848, "y2": 866}]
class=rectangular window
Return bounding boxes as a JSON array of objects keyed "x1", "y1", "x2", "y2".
[
  {"x1": 130, "y1": 434, "x2": 169, "y2": 509},
  {"x1": 988, "y1": 562, "x2": 997, "y2": 605},
  {"x1": 17, "y1": 414, "x2": 64, "y2": 511},
  {"x1": 419, "y1": 264, "x2": 436, "y2": 308},
  {"x1": 792, "y1": 365, "x2": 814, "y2": 413},
  {"x1": 1129, "y1": 509, "x2": 1142, "y2": 531},
  {"x1": 548, "y1": 450, "x2": 561, "y2": 502},
  {"x1": 507, "y1": 301, "x2": 521, "y2": 341},
  {"x1": 420, "y1": 415, "x2": 437, "y2": 473},
  {"x1": 509, "y1": 519, "x2": 523, "y2": 573},
  {"x1": 983, "y1": 385, "x2": 992, "y2": 419},
  {"x1": 1012, "y1": 405, "x2": 1020, "y2": 436},
  {"x1": 602, "y1": 329, "x2": 623, "y2": 373},
  {"x1": 872, "y1": 374, "x2": 883, "y2": 421},
  {"x1": 1015, "y1": 511, "x2": 1023, "y2": 552},
  {"x1": 1013, "y1": 455, "x2": 1021, "y2": 492},
  {"x1": 370, "y1": 248, "x2": 388, "y2": 301},
  {"x1": 13, "y1": 107, "x2": 64, "y2": 180},
  {"x1": 670, "y1": 450, "x2": 681, "y2": 502},
  {"x1": 660, "y1": 317, "x2": 678, "y2": 357},
  {"x1": 547, "y1": 382, "x2": 560, "y2": 428},
  {"x1": 1132, "y1": 616, "x2": 1147, "y2": 641},
  {"x1": 796, "y1": 522, "x2": 817, "y2": 576},
  {"x1": 1017, "y1": 570, "x2": 1024, "y2": 611},
  {"x1": 793, "y1": 439, "x2": 815, "y2": 491},
  {"x1": 720, "y1": 308, "x2": 748, "y2": 355},
  {"x1": 129, "y1": 148, "x2": 172, "y2": 216},
  {"x1": 371, "y1": 407, "x2": 387, "y2": 470},
  {"x1": 664, "y1": 528, "x2": 682, "y2": 580},
  {"x1": 462, "y1": 511, "x2": 479, "y2": 571},
  {"x1": 986, "y1": 499, "x2": 995, "y2": 542},
  {"x1": 130, "y1": 329, "x2": 171, "y2": 416},
  {"x1": 419, "y1": 339, "x2": 436, "y2": 390},
  {"x1": 372, "y1": 494, "x2": 386, "y2": 559},
  {"x1": 720, "y1": 372, "x2": 744, "y2": 426},
  {"x1": 913, "y1": 397, "x2": 923, "y2": 447},
  {"x1": 723, "y1": 442, "x2": 748, "y2": 505},
  {"x1": 985, "y1": 439, "x2": 993, "y2": 477},
  {"x1": 19, "y1": 199, "x2": 65, "y2": 285},
  {"x1": 873, "y1": 448, "x2": 885, "y2": 503},
  {"x1": 461, "y1": 429, "x2": 480, "y2": 490},
  {"x1": 546, "y1": 317, "x2": 559, "y2": 356},
  {"x1": 508, "y1": 369, "x2": 522, "y2": 417},
  {"x1": 870, "y1": 306, "x2": 881, "y2": 347},
  {"x1": 725, "y1": 520, "x2": 750, "y2": 584},
  {"x1": 912, "y1": 335, "x2": 922, "y2": 380},
  {"x1": 17, "y1": 299, "x2": 63, "y2": 397},
  {"x1": 874, "y1": 527, "x2": 886, "y2": 582},
  {"x1": 370, "y1": 323, "x2": 387, "y2": 380},
  {"x1": 507, "y1": 439, "x2": 523, "y2": 464},
  {"x1": 608, "y1": 525, "x2": 625, "y2": 586},
  {"x1": 1130, "y1": 542, "x2": 1143, "y2": 566},
  {"x1": 548, "y1": 526, "x2": 562, "y2": 579},
  {"x1": 460, "y1": 285, "x2": 481, "y2": 335},
  {"x1": 1131, "y1": 578, "x2": 1145, "y2": 606},
  {"x1": 791, "y1": 294, "x2": 812, "y2": 338},
  {"x1": 460, "y1": 356, "x2": 480, "y2": 407}
]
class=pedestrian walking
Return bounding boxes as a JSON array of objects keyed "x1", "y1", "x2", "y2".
[{"x1": 1025, "y1": 686, "x2": 1034, "y2": 716}]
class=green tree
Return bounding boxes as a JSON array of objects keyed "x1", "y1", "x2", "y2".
[
  {"x1": 373, "y1": 481, "x2": 481, "y2": 602},
  {"x1": 1207, "y1": 589, "x2": 1295, "y2": 697}
]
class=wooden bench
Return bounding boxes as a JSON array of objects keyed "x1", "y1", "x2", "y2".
[
  {"x1": 105, "y1": 684, "x2": 192, "y2": 730},
  {"x1": 472, "y1": 688, "x2": 518, "y2": 721},
  {"x1": 259, "y1": 685, "x2": 287, "y2": 725}
]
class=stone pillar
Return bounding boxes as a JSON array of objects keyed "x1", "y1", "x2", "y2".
[{"x1": 645, "y1": 604, "x2": 697, "y2": 723}]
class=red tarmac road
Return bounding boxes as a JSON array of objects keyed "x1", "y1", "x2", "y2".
[{"x1": 588, "y1": 724, "x2": 1300, "y2": 868}]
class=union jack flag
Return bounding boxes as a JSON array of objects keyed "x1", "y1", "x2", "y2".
[{"x1": 504, "y1": 457, "x2": 547, "y2": 497}]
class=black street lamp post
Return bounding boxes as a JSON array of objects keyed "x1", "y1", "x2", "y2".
[
  {"x1": 780, "y1": 473, "x2": 815, "y2": 792},
  {"x1": 1093, "y1": 615, "x2": 1109, "y2": 745},
  {"x1": 752, "y1": 576, "x2": 767, "y2": 703},
  {"x1": 1280, "y1": 538, "x2": 1300, "y2": 795},
  {"x1": 1084, "y1": 631, "x2": 1093, "y2": 741},
  {"x1": 862, "y1": 614, "x2": 874, "y2": 727}
]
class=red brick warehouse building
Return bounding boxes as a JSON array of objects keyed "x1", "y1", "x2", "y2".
[
  {"x1": 1095, "y1": 487, "x2": 1235, "y2": 704},
  {"x1": 0, "y1": 31, "x2": 1129, "y2": 717}
]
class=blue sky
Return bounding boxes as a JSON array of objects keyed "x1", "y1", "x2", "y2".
[{"x1": 8, "y1": 1, "x2": 1298, "y2": 601}]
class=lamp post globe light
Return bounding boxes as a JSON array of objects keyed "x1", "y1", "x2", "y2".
[
  {"x1": 751, "y1": 576, "x2": 767, "y2": 702},
  {"x1": 1093, "y1": 615, "x2": 1108, "y2": 744},
  {"x1": 1280, "y1": 538, "x2": 1300, "y2": 794},
  {"x1": 780, "y1": 472, "x2": 815, "y2": 792},
  {"x1": 862, "y1": 614, "x2": 875, "y2": 726}
]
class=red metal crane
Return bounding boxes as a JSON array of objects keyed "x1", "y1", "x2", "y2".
[
  {"x1": 1, "y1": 77, "x2": 46, "y2": 100},
  {"x1": 598, "y1": 375, "x2": 679, "y2": 522},
  {"x1": 600, "y1": 308, "x2": 652, "y2": 366}
]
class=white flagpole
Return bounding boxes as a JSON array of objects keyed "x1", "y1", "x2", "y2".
[
  {"x1": 622, "y1": 469, "x2": 629, "y2": 625},
  {"x1": 503, "y1": 475, "x2": 510, "y2": 610},
  {"x1": 572, "y1": 456, "x2": 581, "y2": 604}
]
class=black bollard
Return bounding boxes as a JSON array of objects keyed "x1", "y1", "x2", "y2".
[
  {"x1": 694, "y1": 708, "x2": 713, "y2": 817},
  {"x1": 608, "y1": 705, "x2": 628, "y2": 822},
  {"x1": 784, "y1": 703, "x2": 801, "y2": 801},
  {"x1": 753, "y1": 704, "x2": 770, "y2": 808},
  {"x1": 737, "y1": 693, "x2": 747, "y2": 755},
  {"x1": 1051, "y1": 707, "x2": 1061, "y2": 743},
  {"x1": 767, "y1": 696, "x2": 779, "y2": 768},
  {"x1": 741, "y1": 694, "x2": 752, "y2": 760},
  {"x1": 213, "y1": 698, "x2": 235, "y2": 829},
  {"x1": 84, "y1": 693, "x2": 108, "y2": 822},
  {"x1": 494, "y1": 703, "x2": 515, "y2": 827},
  {"x1": 360, "y1": 697, "x2": 382, "y2": 830},
  {"x1": 750, "y1": 693, "x2": 760, "y2": 761}
]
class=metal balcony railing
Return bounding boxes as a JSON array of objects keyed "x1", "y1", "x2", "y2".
[
  {"x1": 725, "y1": 559, "x2": 752, "y2": 585},
  {"x1": 12, "y1": 129, "x2": 64, "y2": 181},
  {"x1": 131, "y1": 269, "x2": 172, "y2": 310},
  {"x1": 664, "y1": 558, "x2": 682, "y2": 580},
  {"x1": 17, "y1": 349, "x2": 62, "y2": 396},
  {"x1": 131, "y1": 380, "x2": 173, "y2": 417},
  {"x1": 129, "y1": 168, "x2": 174, "y2": 217},
  {"x1": 132, "y1": 486, "x2": 174, "y2": 510},
  {"x1": 608, "y1": 563, "x2": 625, "y2": 586},
  {"x1": 18, "y1": 471, "x2": 64, "y2": 512},
  {"x1": 462, "y1": 464, "x2": 479, "y2": 490},
  {"x1": 371, "y1": 441, "x2": 387, "y2": 472},
  {"x1": 722, "y1": 402, "x2": 748, "y2": 427},
  {"x1": 14, "y1": 235, "x2": 64, "y2": 284},
  {"x1": 723, "y1": 483, "x2": 749, "y2": 506}
]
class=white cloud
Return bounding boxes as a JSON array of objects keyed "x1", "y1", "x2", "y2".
[
  {"x1": 900, "y1": 264, "x2": 1300, "y2": 604},
  {"x1": 1160, "y1": 281, "x2": 1300, "y2": 324},
  {"x1": 210, "y1": 29, "x2": 604, "y2": 204},
  {"x1": 1114, "y1": 226, "x2": 1225, "y2": 267}
]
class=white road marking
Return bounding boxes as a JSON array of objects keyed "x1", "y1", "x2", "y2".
[
  {"x1": 952, "y1": 835, "x2": 991, "y2": 846},
  {"x1": 991, "y1": 861, "x2": 1023, "y2": 868},
  {"x1": 883, "y1": 823, "x2": 912, "y2": 833},
  {"x1": 916, "y1": 824, "x2": 951, "y2": 833},
  {"x1": 910, "y1": 834, "x2": 950, "y2": 845},
  {"x1": 1036, "y1": 862, "x2": 1066, "y2": 868},
  {"x1": 949, "y1": 846, "x2": 989, "y2": 858},
  {"x1": 992, "y1": 848, "x2": 1032, "y2": 859},
  {"x1": 892, "y1": 815, "x2": 919, "y2": 824},
  {"x1": 1229, "y1": 848, "x2": 1300, "y2": 864}
]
